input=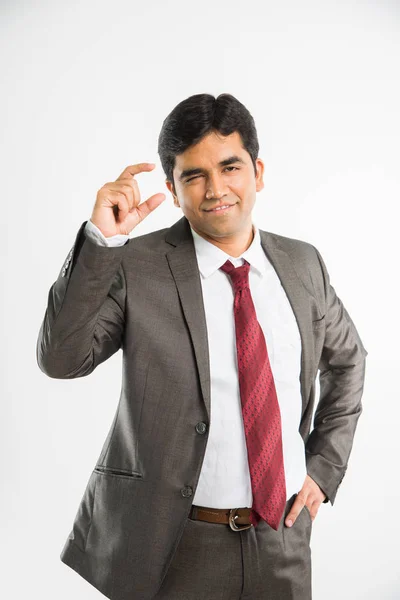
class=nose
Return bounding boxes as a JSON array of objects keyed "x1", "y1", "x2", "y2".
[
  {"x1": 205, "y1": 188, "x2": 222, "y2": 199},
  {"x1": 205, "y1": 173, "x2": 228, "y2": 199}
]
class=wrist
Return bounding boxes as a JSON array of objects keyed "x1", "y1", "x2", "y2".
[{"x1": 86, "y1": 220, "x2": 129, "y2": 247}]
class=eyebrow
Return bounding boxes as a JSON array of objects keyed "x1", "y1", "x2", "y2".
[{"x1": 178, "y1": 155, "x2": 246, "y2": 182}]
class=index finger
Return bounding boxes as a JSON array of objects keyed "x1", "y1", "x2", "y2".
[
  {"x1": 116, "y1": 163, "x2": 156, "y2": 181},
  {"x1": 285, "y1": 496, "x2": 304, "y2": 527}
]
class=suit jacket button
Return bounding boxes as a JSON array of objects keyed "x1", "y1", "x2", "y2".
[
  {"x1": 195, "y1": 422, "x2": 207, "y2": 434},
  {"x1": 181, "y1": 486, "x2": 193, "y2": 498}
]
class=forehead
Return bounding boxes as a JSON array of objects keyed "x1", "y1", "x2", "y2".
[{"x1": 174, "y1": 130, "x2": 247, "y2": 171}]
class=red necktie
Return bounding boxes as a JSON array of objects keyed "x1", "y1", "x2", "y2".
[{"x1": 220, "y1": 258, "x2": 287, "y2": 531}]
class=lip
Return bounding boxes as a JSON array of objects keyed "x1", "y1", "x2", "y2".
[{"x1": 204, "y1": 203, "x2": 236, "y2": 213}]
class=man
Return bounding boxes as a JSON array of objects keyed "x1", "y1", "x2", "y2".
[{"x1": 36, "y1": 93, "x2": 368, "y2": 599}]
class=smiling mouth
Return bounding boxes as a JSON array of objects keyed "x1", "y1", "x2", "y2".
[{"x1": 204, "y1": 204, "x2": 235, "y2": 213}]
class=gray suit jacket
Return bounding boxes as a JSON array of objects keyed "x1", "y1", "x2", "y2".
[{"x1": 36, "y1": 215, "x2": 368, "y2": 600}]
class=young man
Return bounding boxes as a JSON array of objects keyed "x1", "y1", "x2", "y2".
[{"x1": 37, "y1": 93, "x2": 368, "y2": 599}]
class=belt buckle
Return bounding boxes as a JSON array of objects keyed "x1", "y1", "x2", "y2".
[{"x1": 229, "y1": 508, "x2": 253, "y2": 532}]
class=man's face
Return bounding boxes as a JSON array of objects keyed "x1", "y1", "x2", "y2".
[{"x1": 165, "y1": 130, "x2": 264, "y2": 240}]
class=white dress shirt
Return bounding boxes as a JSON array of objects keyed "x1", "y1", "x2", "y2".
[{"x1": 84, "y1": 219, "x2": 307, "y2": 506}]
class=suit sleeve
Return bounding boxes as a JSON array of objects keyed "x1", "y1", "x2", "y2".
[
  {"x1": 36, "y1": 220, "x2": 129, "y2": 379},
  {"x1": 304, "y1": 246, "x2": 368, "y2": 505}
]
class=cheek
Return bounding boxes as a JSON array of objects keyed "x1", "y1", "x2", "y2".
[
  {"x1": 231, "y1": 174, "x2": 252, "y2": 193},
  {"x1": 185, "y1": 191, "x2": 203, "y2": 210},
  {"x1": 179, "y1": 195, "x2": 202, "y2": 214},
  {"x1": 231, "y1": 184, "x2": 251, "y2": 203},
  {"x1": 243, "y1": 179, "x2": 257, "y2": 201}
]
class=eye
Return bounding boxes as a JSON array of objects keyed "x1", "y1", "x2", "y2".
[
  {"x1": 186, "y1": 175, "x2": 202, "y2": 183},
  {"x1": 185, "y1": 166, "x2": 239, "y2": 183}
]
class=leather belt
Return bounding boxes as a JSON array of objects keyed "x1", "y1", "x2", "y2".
[{"x1": 189, "y1": 505, "x2": 253, "y2": 532}]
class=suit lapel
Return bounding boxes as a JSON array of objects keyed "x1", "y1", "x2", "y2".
[
  {"x1": 165, "y1": 216, "x2": 313, "y2": 420},
  {"x1": 259, "y1": 231, "x2": 314, "y2": 417},
  {"x1": 165, "y1": 217, "x2": 212, "y2": 417}
]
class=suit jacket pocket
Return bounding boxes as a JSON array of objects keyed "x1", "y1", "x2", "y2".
[{"x1": 94, "y1": 465, "x2": 144, "y2": 480}]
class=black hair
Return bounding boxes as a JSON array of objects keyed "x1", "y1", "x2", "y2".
[{"x1": 157, "y1": 93, "x2": 259, "y2": 194}]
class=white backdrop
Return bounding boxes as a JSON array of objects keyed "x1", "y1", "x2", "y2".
[{"x1": 1, "y1": 0, "x2": 399, "y2": 598}]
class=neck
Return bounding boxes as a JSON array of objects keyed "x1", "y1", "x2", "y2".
[{"x1": 191, "y1": 223, "x2": 255, "y2": 257}]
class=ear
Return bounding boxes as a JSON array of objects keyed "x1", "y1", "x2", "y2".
[
  {"x1": 166, "y1": 179, "x2": 180, "y2": 208},
  {"x1": 255, "y1": 158, "x2": 265, "y2": 193}
]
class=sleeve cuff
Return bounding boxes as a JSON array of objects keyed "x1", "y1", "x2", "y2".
[{"x1": 85, "y1": 219, "x2": 130, "y2": 247}]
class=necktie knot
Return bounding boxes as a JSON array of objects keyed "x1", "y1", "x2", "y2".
[{"x1": 219, "y1": 259, "x2": 250, "y2": 293}]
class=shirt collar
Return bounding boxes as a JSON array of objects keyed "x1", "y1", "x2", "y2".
[{"x1": 189, "y1": 221, "x2": 265, "y2": 279}]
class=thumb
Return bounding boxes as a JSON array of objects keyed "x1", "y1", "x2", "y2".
[{"x1": 135, "y1": 193, "x2": 166, "y2": 220}]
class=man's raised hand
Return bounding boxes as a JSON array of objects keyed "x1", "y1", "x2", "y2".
[{"x1": 90, "y1": 163, "x2": 166, "y2": 237}]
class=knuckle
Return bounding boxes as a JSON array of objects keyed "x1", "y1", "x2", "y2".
[
  {"x1": 122, "y1": 184, "x2": 134, "y2": 195},
  {"x1": 97, "y1": 186, "x2": 107, "y2": 197}
]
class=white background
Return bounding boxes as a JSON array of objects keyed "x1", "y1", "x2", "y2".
[{"x1": 1, "y1": 0, "x2": 399, "y2": 598}]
